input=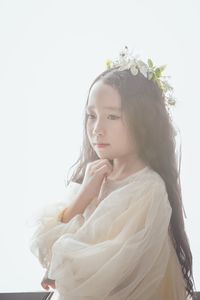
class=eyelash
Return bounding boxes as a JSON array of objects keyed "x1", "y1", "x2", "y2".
[{"x1": 86, "y1": 113, "x2": 120, "y2": 120}]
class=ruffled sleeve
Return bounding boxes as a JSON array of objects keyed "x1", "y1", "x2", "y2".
[
  {"x1": 47, "y1": 179, "x2": 172, "y2": 300},
  {"x1": 30, "y1": 181, "x2": 84, "y2": 269}
]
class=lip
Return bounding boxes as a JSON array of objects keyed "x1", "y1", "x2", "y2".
[{"x1": 94, "y1": 143, "x2": 110, "y2": 148}]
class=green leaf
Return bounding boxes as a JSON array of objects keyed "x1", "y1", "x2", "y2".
[
  {"x1": 152, "y1": 73, "x2": 156, "y2": 80},
  {"x1": 159, "y1": 65, "x2": 166, "y2": 72},
  {"x1": 147, "y1": 58, "x2": 154, "y2": 68},
  {"x1": 155, "y1": 68, "x2": 161, "y2": 78},
  {"x1": 147, "y1": 72, "x2": 153, "y2": 80}
]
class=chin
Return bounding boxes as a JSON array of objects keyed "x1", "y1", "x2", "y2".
[{"x1": 96, "y1": 152, "x2": 112, "y2": 160}]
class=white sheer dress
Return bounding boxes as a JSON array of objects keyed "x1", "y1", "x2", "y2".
[{"x1": 30, "y1": 166, "x2": 189, "y2": 300}]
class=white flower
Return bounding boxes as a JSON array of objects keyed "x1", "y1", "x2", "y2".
[
  {"x1": 139, "y1": 65, "x2": 148, "y2": 78},
  {"x1": 105, "y1": 46, "x2": 176, "y2": 108},
  {"x1": 119, "y1": 46, "x2": 129, "y2": 59},
  {"x1": 162, "y1": 79, "x2": 173, "y2": 92},
  {"x1": 147, "y1": 72, "x2": 154, "y2": 80},
  {"x1": 130, "y1": 64, "x2": 139, "y2": 75},
  {"x1": 118, "y1": 60, "x2": 132, "y2": 71}
]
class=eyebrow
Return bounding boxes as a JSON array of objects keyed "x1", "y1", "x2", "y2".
[{"x1": 86, "y1": 105, "x2": 121, "y2": 111}]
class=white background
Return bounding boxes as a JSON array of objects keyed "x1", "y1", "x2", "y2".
[{"x1": 0, "y1": 0, "x2": 199, "y2": 292}]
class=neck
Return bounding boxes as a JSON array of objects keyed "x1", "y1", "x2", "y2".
[{"x1": 108, "y1": 155, "x2": 147, "y2": 181}]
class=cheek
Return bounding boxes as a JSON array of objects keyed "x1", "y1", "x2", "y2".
[
  {"x1": 86, "y1": 123, "x2": 93, "y2": 143},
  {"x1": 119, "y1": 129, "x2": 135, "y2": 147},
  {"x1": 86, "y1": 120, "x2": 90, "y2": 132}
]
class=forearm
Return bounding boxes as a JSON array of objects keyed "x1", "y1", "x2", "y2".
[{"x1": 60, "y1": 191, "x2": 93, "y2": 223}]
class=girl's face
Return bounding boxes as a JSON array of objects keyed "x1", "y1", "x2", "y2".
[{"x1": 86, "y1": 81, "x2": 139, "y2": 160}]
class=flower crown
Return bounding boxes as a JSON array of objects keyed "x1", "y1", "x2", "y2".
[{"x1": 104, "y1": 46, "x2": 175, "y2": 109}]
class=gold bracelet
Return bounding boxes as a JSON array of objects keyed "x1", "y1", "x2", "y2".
[{"x1": 58, "y1": 208, "x2": 68, "y2": 222}]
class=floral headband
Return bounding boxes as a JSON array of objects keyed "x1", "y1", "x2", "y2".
[{"x1": 104, "y1": 46, "x2": 175, "y2": 110}]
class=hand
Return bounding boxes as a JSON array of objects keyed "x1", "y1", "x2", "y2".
[
  {"x1": 78, "y1": 159, "x2": 113, "y2": 202},
  {"x1": 60, "y1": 159, "x2": 113, "y2": 223},
  {"x1": 41, "y1": 271, "x2": 55, "y2": 290}
]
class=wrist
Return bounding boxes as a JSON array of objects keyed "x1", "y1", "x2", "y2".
[{"x1": 58, "y1": 208, "x2": 68, "y2": 223}]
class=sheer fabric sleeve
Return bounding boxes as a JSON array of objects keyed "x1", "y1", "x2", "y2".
[
  {"x1": 30, "y1": 181, "x2": 85, "y2": 269},
  {"x1": 47, "y1": 180, "x2": 172, "y2": 300}
]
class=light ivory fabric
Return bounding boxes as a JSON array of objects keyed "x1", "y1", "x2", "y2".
[{"x1": 30, "y1": 166, "x2": 189, "y2": 300}]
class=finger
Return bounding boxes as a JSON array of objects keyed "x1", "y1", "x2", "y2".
[
  {"x1": 87, "y1": 159, "x2": 101, "y2": 168},
  {"x1": 41, "y1": 282, "x2": 49, "y2": 290},
  {"x1": 48, "y1": 279, "x2": 55, "y2": 287},
  {"x1": 89, "y1": 159, "x2": 111, "y2": 168},
  {"x1": 93, "y1": 161, "x2": 113, "y2": 173},
  {"x1": 44, "y1": 278, "x2": 55, "y2": 289},
  {"x1": 50, "y1": 282, "x2": 56, "y2": 289},
  {"x1": 95, "y1": 164, "x2": 112, "y2": 176},
  {"x1": 92, "y1": 159, "x2": 112, "y2": 170}
]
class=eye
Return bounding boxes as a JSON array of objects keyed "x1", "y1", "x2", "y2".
[
  {"x1": 86, "y1": 113, "x2": 120, "y2": 120},
  {"x1": 108, "y1": 114, "x2": 120, "y2": 120},
  {"x1": 86, "y1": 113, "x2": 95, "y2": 119}
]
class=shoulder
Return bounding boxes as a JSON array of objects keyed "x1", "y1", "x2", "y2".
[
  {"x1": 129, "y1": 166, "x2": 169, "y2": 204},
  {"x1": 141, "y1": 167, "x2": 171, "y2": 210},
  {"x1": 141, "y1": 166, "x2": 167, "y2": 191},
  {"x1": 117, "y1": 167, "x2": 172, "y2": 217}
]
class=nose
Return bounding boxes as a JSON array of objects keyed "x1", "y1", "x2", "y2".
[{"x1": 92, "y1": 118, "x2": 105, "y2": 136}]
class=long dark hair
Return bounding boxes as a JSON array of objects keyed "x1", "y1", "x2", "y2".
[{"x1": 66, "y1": 67, "x2": 195, "y2": 297}]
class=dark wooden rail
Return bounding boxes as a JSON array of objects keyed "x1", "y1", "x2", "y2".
[
  {"x1": 0, "y1": 292, "x2": 53, "y2": 300},
  {"x1": 0, "y1": 291, "x2": 199, "y2": 299},
  {"x1": 194, "y1": 292, "x2": 200, "y2": 300}
]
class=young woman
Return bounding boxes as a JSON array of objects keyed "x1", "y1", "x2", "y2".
[{"x1": 30, "y1": 47, "x2": 195, "y2": 299}]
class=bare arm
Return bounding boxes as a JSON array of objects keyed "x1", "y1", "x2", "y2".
[
  {"x1": 60, "y1": 191, "x2": 94, "y2": 223},
  {"x1": 42, "y1": 159, "x2": 113, "y2": 287}
]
